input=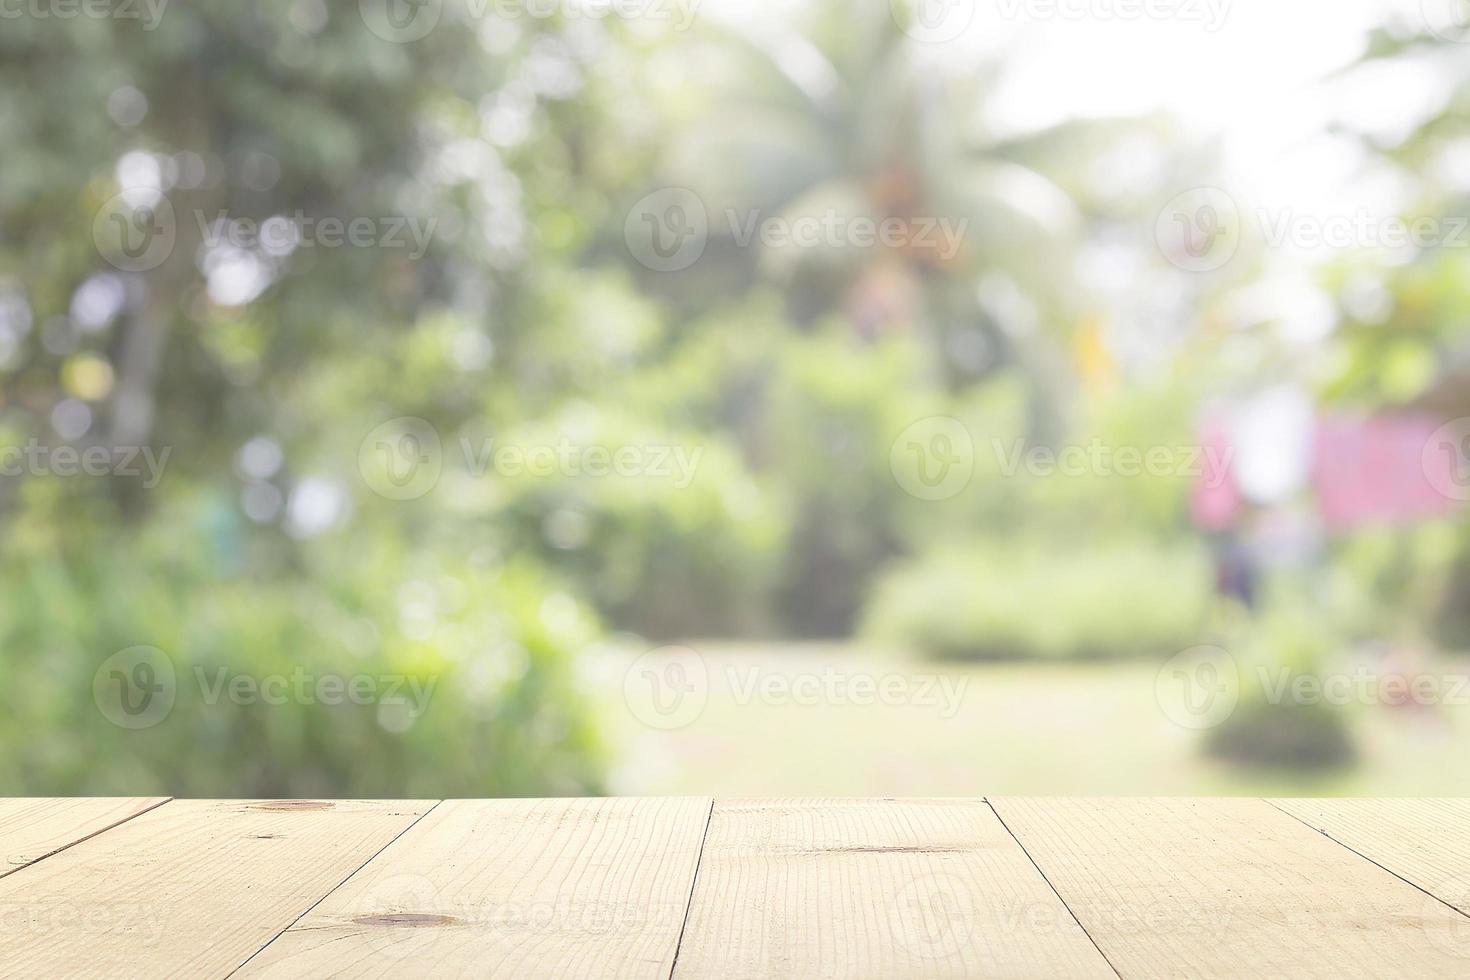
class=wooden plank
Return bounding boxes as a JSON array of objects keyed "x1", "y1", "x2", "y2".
[
  {"x1": 670, "y1": 798, "x2": 1114, "y2": 979},
  {"x1": 0, "y1": 797, "x2": 168, "y2": 877},
  {"x1": 0, "y1": 799, "x2": 433, "y2": 978},
  {"x1": 1273, "y1": 799, "x2": 1470, "y2": 928},
  {"x1": 238, "y1": 797, "x2": 712, "y2": 979},
  {"x1": 990, "y1": 798, "x2": 1470, "y2": 978}
]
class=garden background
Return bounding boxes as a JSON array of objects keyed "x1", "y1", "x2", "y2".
[{"x1": 4, "y1": 0, "x2": 1470, "y2": 797}]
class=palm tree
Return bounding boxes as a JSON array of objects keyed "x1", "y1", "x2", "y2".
[{"x1": 665, "y1": 0, "x2": 1085, "y2": 430}]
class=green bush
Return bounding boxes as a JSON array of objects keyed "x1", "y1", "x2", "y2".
[
  {"x1": 0, "y1": 487, "x2": 604, "y2": 798},
  {"x1": 1204, "y1": 612, "x2": 1356, "y2": 771},
  {"x1": 1203, "y1": 702, "x2": 1357, "y2": 771},
  {"x1": 757, "y1": 329, "x2": 940, "y2": 636},
  {"x1": 863, "y1": 537, "x2": 1212, "y2": 661},
  {"x1": 466, "y1": 407, "x2": 787, "y2": 640},
  {"x1": 598, "y1": 309, "x2": 947, "y2": 638}
]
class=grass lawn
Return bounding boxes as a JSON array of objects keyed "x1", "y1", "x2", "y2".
[{"x1": 583, "y1": 642, "x2": 1470, "y2": 797}]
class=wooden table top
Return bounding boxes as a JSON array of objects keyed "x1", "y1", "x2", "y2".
[{"x1": 1, "y1": 797, "x2": 1468, "y2": 977}]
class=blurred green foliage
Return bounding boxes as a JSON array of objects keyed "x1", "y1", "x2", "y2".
[
  {"x1": 3, "y1": 0, "x2": 1470, "y2": 796},
  {"x1": 865, "y1": 538, "x2": 1211, "y2": 661},
  {"x1": 1204, "y1": 611, "x2": 1356, "y2": 772}
]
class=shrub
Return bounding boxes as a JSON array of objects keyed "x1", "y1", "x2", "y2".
[
  {"x1": 863, "y1": 536, "x2": 1212, "y2": 661},
  {"x1": 0, "y1": 488, "x2": 604, "y2": 798},
  {"x1": 1203, "y1": 611, "x2": 1357, "y2": 772},
  {"x1": 459, "y1": 406, "x2": 787, "y2": 641}
]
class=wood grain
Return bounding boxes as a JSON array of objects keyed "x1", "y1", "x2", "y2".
[
  {"x1": 1273, "y1": 798, "x2": 1470, "y2": 940},
  {"x1": 670, "y1": 798, "x2": 1114, "y2": 979},
  {"x1": 0, "y1": 797, "x2": 167, "y2": 877},
  {"x1": 239, "y1": 797, "x2": 712, "y2": 979},
  {"x1": 991, "y1": 797, "x2": 1470, "y2": 978},
  {"x1": 0, "y1": 799, "x2": 432, "y2": 978}
]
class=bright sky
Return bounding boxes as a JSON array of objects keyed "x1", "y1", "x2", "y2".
[{"x1": 708, "y1": 0, "x2": 1458, "y2": 215}]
